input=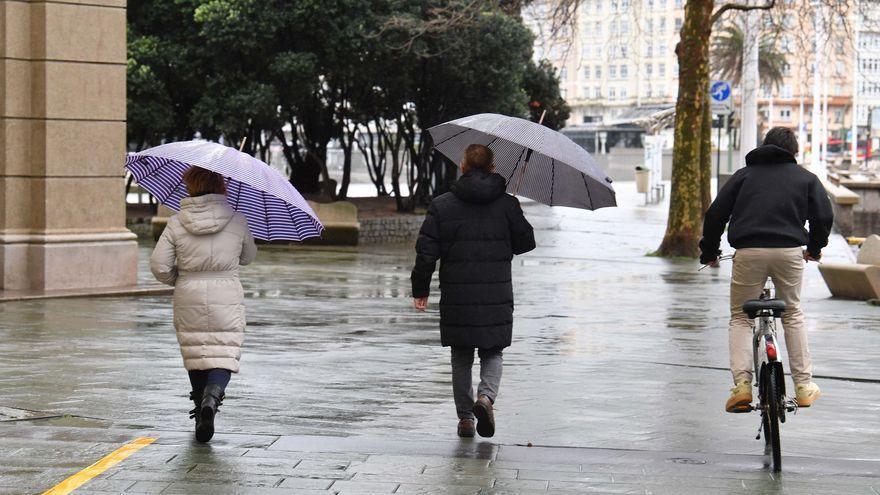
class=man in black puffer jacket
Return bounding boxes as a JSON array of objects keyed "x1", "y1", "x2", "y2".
[
  {"x1": 412, "y1": 143, "x2": 535, "y2": 439},
  {"x1": 700, "y1": 127, "x2": 833, "y2": 414}
]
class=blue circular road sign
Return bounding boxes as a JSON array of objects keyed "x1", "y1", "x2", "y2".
[{"x1": 711, "y1": 81, "x2": 731, "y2": 102}]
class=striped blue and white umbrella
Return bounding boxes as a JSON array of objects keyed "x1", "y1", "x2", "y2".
[
  {"x1": 428, "y1": 113, "x2": 616, "y2": 210},
  {"x1": 125, "y1": 140, "x2": 323, "y2": 241}
]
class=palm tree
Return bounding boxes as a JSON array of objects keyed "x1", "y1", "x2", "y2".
[{"x1": 711, "y1": 24, "x2": 787, "y2": 91}]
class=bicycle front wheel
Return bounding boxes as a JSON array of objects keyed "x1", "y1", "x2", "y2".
[{"x1": 765, "y1": 365, "x2": 783, "y2": 472}]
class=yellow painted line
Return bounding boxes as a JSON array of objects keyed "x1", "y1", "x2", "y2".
[{"x1": 42, "y1": 437, "x2": 156, "y2": 495}]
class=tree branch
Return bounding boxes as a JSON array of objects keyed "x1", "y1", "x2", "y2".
[{"x1": 711, "y1": 0, "x2": 776, "y2": 25}]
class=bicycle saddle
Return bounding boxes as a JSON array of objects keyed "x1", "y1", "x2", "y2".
[{"x1": 743, "y1": 298, "x2": 786, "y2": 318}]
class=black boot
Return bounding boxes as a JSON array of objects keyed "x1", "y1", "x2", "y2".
[
  {"x1": 195, "y1": 384, "x2": 224, "y2": 443},
  {"x1": 189, "y1": 391, "x2": 203, "y2": 434}
]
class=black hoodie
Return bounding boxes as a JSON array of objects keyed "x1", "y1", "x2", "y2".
[
  {"x1": 699, "y1": 145, "x2": 834, "y2": 264},
  {"x1": 411, "y1": 169, "x2": 536, "y2": 349}
]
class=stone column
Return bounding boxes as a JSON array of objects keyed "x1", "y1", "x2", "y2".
[{"x1": 0, "y1": 0, "x2": 137, "y2": 291}]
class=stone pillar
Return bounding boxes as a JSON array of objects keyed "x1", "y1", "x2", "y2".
[{"x1": 0, "y1": 0, "x2": 137, "y2": 291}]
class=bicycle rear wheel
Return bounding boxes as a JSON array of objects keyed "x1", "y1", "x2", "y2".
[{"x1": 764, "y1": 366, "x2": 783, "y2": 472}]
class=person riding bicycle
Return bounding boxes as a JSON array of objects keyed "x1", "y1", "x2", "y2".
[{"x1": 699, "y1": 127, "x2": 834, "y2": 413}]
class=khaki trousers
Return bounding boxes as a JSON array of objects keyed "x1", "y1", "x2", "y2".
[{"x1": 729, "y1": 247, "x2": 813, "y2": 385}]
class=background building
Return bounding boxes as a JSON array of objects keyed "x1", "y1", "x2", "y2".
[{"x1": 526, "y1": 0, "x2": 879, "y2": 164}]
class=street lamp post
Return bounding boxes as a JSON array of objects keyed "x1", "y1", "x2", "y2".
[
  {"x1": 741, "y1": 9, "x2": 761, "y2": 157},
  {"x1": 810, "y1": 0, "x2": 826, "y2": 179},
  {"x1": 851, "y1": 3, "x2": 860, "y2": 166}
]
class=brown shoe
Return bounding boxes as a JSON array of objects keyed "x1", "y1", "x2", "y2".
[
  {"x1": 473, "y1": 395, "x2": 495, "y2": 438},
  {"x1": 457, "y1": 419, "x2": 475, "y2": 438},
  {"x1": 725, "y1": 381, "x2": 753, "y2": 413}
]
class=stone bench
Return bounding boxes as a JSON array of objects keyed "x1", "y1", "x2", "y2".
[
  {"x1": 824, "y1": 181, "x2": 860, "y2": 238},
  {"x1": 819, "y1": 234, "x2": 880, "y2": 300},
  {"x1": 304, "y1": 200, "x2": 360, "y2": 246},
  {"x1": 151, "y1": 202, "x2": 360, "y2": 246}
]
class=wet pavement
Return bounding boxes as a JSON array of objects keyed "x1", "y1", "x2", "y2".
[{"x1": 1, "y1": 182, "x2": 879, "y2": 493}]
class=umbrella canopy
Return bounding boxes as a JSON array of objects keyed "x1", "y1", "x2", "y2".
[
  {"x1": 428, "y1": 113, "x2": 616, "y2": 210},
  {"x1": 125, "y1": 140, "x2": 323, "y2": 241}
]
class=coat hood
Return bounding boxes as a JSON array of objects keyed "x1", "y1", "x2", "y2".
[
  {"x1": 745, "y1": 145, "x2": 798, "y2": 167},
  {"x1": 178, "y1": 194, "x2": 235, "y2": 235},
  {"x1": 451, "y1": 170, "x2": 507, "y2": 204}
]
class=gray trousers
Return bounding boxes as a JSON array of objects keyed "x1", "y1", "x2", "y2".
[{"x1": 451, "y1": 346, "x2": 503, "y2": 420}]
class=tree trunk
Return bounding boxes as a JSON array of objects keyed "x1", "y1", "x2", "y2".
[
  {"x1": 700, "y1": 87, "x2": 713, "y2": 213},
  {"x1": 338, "y1": 127, "x2": 354, "y2": 200},
  {"x1": 656, "y1": 0, "x2": 714, "y2": 258}
]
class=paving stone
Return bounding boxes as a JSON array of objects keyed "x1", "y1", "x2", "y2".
[
  {"x1": 515, "y1": 469, "x2": 613, "y2": 483},
  {"x1": 491, "y1": 478, "x2": 550, "y2": 490},
  {"x1": 160, "y1": 482, "x2": 316, "y2": 494},
  {"x1": 394, "y1": 484, "x2": 482, "y2": 494},
  {"x1": 489, "y1": 461, "x2": 580, "y2": 473},
  {"x1": 327, "y1": 480, "x2": 399, "y2": 493},
  {"x1": 353, "y1": 473, "x2": 494, "y2": 487},
  {"x1": 275, "y1": 476, "x2": 335, "y2": 490},
  {"x1": 74, "y1": 478, "x2": 137, "y2": 492},
  {"x1": 123, "y1": 480, "x2": 173, "y2": 493},
  {"x1": 421, "y1": 466, "x2": 517, "y2": 480}
]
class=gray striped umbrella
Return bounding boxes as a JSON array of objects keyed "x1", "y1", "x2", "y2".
[
  {"x1": 428, "y1": 113, "x2": 616, "y2": 210},
  {"x1": 125, "y1": 140, "x2": 323, "y2": 241}
]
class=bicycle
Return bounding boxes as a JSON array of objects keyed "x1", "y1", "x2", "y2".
[{"x1": 701, "y1": 254, "x2": 798, "y2": 472}]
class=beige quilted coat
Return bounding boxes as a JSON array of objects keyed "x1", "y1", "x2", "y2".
[{"x1": 150, "y1": 194, "x2": 257, "y2": 372}]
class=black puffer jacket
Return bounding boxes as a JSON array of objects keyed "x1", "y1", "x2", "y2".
[
  {"x1": 411, "y1": 169, "x2": 536, "y2": 349},
  {"x1": 699, "y1": 145, "x2": 834, "y2": 264}
]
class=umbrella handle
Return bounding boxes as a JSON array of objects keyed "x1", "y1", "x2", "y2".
[
  {"x1": 238, "y1": 137, "x2": 247, "y2": 151},
  {"x1": 512, "y1": 149, "x2": 533, "y2": 196},
  {"x1": 512, "y1": 111, "x2": 545, "y2": 196}
]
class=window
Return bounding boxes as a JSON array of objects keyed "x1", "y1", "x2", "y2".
[
  {"x1": 646, "y1": 63, "x2": 653, "y2": 76},
  {"x1": 836, "y1": 40, "x2": 845, "y2": 54},
  {"x1": 620, "y1": 87, "x2": 628, "y2": 99},
  {"x1": 645, "y1": 43, "x2": 654, "y2": 58},
  {"x1": 595, "y1": 21, "x2": 602, "y2": 34},
  {"x1": 660, "y1": 18, "x2": 667, "y2": 31},
  {"x1": 675, "y1": 0, "x2": 682, "y2": 7},
  {"x1": 646, "y1": 20, "x2": 654, "y2": 34},
  {"x1": 609, "y1": 65, "x2": 617, "y2": 78},
  {"x1": 782, "y1": 63, "x2": 791, "y2": 76},
  {"x1": 659, "y1": 63, "x2": 666, "y2": 77},
  {"x1": 780, "y1": 109, "x2": 791, "y2": 120},
  {"x1": 620, "y1": 64, "x2": 629, "y2": 78},
  {"x1": 584, "y1": 66, "x2": 591, "y2": 79},
  {"x1": 657, "y1": 86, "x2": 666, "y2": 97},
  {"x1": 836, "y1": 61, "x2": 845, "y2": 76},
  {"x1": 781, "y1": 36, "x2": 792, "y2": 53},
  {"x1": 658, "y1": 41, "x2": 667, "y2": 54},
  {"x1": 780, "y1": 85, "x2": 792, "y2": 98},
  {"x1": 621, "y1": 21, "x2": 630, "y2": 35},
  {"x1": 594, "y1": 86, "x2": 602, "y2": 98},
  {"x1": 595, "y1": 65, "x2": 602, "y2": 78},
  {"x1": 561, "y1": 67, "x2": 568, "y2": 80},
  {"x1": 561, "y1": 88, "x2": 567, "y2": 99},
  {"x1": 835, "y1": 110, "x2": 843, "y2": 123},
  {"x1": 609, "y1": 87, "x2": 617, "y2": 100},
  {"x1": 647, "y1": 86, "x2": 653, "y2": 97},
  {"x1": 675, "y1": 18, "x2": 682, "y2": 31},
  {"x1": 834, "y1": 84, "x2": 843, "y2": 95},
  {"x1": 621, "y1": 46, "x2": 628, "y2": 58}
]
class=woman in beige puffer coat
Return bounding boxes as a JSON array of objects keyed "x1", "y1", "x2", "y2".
[{"x1": 150, "y1": 166, "x2": 256, "y2": 443}]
